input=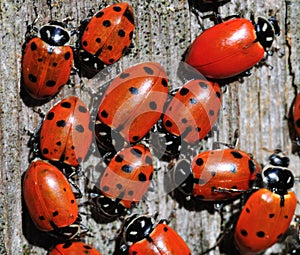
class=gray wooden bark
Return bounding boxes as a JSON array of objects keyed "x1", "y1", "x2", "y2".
[{"x1": 0, "y1": 0, "x2": 299, "y2": 254}]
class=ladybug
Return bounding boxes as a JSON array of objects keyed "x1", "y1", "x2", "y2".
[
  {"x1": 171, "y1": 148, "x2": 261, "y2": 201},
  {"x1": 23, "y1": 159, "x2": 80, "y2": 239},
  {"x1": 22, "y1": 21, "x2": 73, "y2": 100},
  {"x1": 49, "y1": 241, "x2": 102, "y2": 255},
  {"x1": 116, "y1": 214, "x2": 191, "y2": 255},
  {"x1": 76, "y1": 2, "x2": 135, "y2": 78},
  {"x1": 162, "y1": 79, "x2": 221, "y2": 145},
  {"x1": 96, "y1": 62, "x2": 168, "y2": 150},
  {"x1": 234, "y1": 151, "x2": 297, "y2": 254},
  {"x1": 185, "y1": 14, "x2": 280, "y2": 79},
  {"x1": 91, "y1": 144, "x2": 154, "y2": 221},
  {"x1": 38, "y1": 96, "x2": 92, "y2": 167},
  {"x1": 293, "y1": 92, "x2": 300, "y2": 139}
]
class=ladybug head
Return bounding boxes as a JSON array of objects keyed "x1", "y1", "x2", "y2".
[
  {"x1": 39, "y1": 23, "x2": 70, "y2": 46},
  {"x1": 123, "y1": 214, "x2": 154, "y2": 245},
  {"x1": 251, "y1": 14, "x2": 280, "y2": 50},
  {"x1": 263, "y1": 167, "x2": 294, "y2": 195},
  {"x1": 268, "y1": 150, "x2": 290, "y2": 167}
]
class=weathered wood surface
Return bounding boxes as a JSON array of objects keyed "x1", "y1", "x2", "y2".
[{"x1": 0, "y1": 0, "x2": 300, "y2": 254}]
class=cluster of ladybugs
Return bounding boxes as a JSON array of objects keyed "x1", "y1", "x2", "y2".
[{"x1": 20, "y1": 0, "x2": 300, "y2": 255}]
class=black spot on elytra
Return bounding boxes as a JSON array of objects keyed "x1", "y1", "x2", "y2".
[
  {"x1": 52, "y1": 62, "x2": 57, "y2": 67},
  {"x1": 131, "y1": 148, "x2": 142, "y2": 157},
  {"x1": 296, "y1": 119, "x2": 300, "y2": 128},
  {"x1": 190, "y1": 98, "x2": 197, "y2": 104},
  {"x1": 64, "y1": 52, "x2": 71, "y2": 60},
  {"x1": 129, "y1": 87, "x2": 139, "y2": 94},
  {"x1": 52, "y1": 211, "x2": 59, "y2": 217},
  {"x1": 46, "y1": 80, "x2": 56, "y2": 87},
  {"x1": 113, "y1": 6, "x2": 122, "y2": 12},
  {"x1": 115, "y1": 155, "x2": 124, "y2": 163},
  {"x1": 182, "y1": 118, "x2": 187, "y2": 123},
  {"x1": 209, "y1": 110, "x2": 214, "y2": 116},
  {"x1": 256, "y1": 231, "x2": 265, "y2": 238},
  {"x1": 241, "y1": 229, "x2": 248, "y2": 236},
  {"x1": 165, "y1": 120, "x2": 172, "y2": 127},
  {"x1": 39, "y1": 216, "x2": 45, "y2": 221},
  {"x1": 70, "y1": 199, "x2": 75, "y2": 204},
  {"x1": 161, "y1": 78, "x2": 168, "y2": 87},
  {"x1": 57, "y1": 120, "x2": 67, "y2": 127},
  {"x1": 196, "y1": 158, "x2": 204, "y2": 166},
  {"x1": 28, "y1": 74, "x2": 37, "y2": 83},
  {"x1": 216, "y1": 91, "x2": 221, "y2": 98},
  {"x1": 138, "y1": 172, "x2": 147, "y2": 181},
  {"x1": 269, "y1": 213, "x2": 275, "y2": 218},
  {"x1": 42, "y1": 148, "x2": 49, "y2": 154},
  {"x1": 132, "y1": 136, "x2": 140, "y2": 141},
  {"x1": 120, "y1": 73, "x2": 130, "y2": 79},
  {"x1": 56, "y1": 141, "x2": 61, "y2": 146},
  {"x1": 82, "y1": 41, "x2": 88, "y2": 47},
  {"x1": 102, "y1": 186, "x2": 109, "y2": 192},
  {"x1": 100, "y1": 110, "x2": 108, "y2": 118},
  {"x1": 180, "y1": 87, "x2": 189, "y2": 96},
  {"x1": 149, "y1": 101, "x2": 157, "y2": 110},
  {"x1": 83, "y1": 245, "x2": 92, "y2": 250},
  {"x1": 163, "y1": 226, "x2": 169, "y2": 232},
  {"x1": 96, "y1": 38, "x2": 101, "y2": 43},
  {"x1": 143, "y1": 66, "x2": 154, "y2": 75},
  {"x1": 78, "y1": 105, "x2": 87, "y2": 113},
  {"x1": 103, "y1": 20, "x2": 111, "y2": 27},
  {"x1": 30, "y1": 41, "x2": 37, "y2": 51},
  {"x1": 116, "y1": 183, "x2": 122, "y2": 189},
  {"x1": 199, "y1": 81, "x2": 208, "y2": 89},
  {"x1": 122, "y1": 164, "x2": 133, "y2": 173},
  {"x1": 76, "y1": 124, "x2": 84, "y2": 133},
  {"x1": 118, "y1": 29, "x2": 125, "y2": 37},
  {"x1": 95, "y1": 11, "x2": 104, "y2": 18},
  {"x1": 128, "y1": 190, "x2": 134, "y2": 196},
  {"x1": 46, "y1": 112, "x2": 55, "y2": 120},
  {"x1": 61, "y1": 102, "x2": 71, "y2": 108},
  {"x1": 231, "y1": 151, "x2": 243, "y2": 159}
]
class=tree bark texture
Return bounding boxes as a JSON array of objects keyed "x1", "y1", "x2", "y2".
[{"x1": 0, "y1": 0, "x2": 300, "y2": 254}]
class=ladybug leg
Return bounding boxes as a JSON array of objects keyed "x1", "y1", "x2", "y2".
[
  {"x1": 212, "y1": 187, "x2": 247, "y2": 194},
  {"x1": 68, "y1": 177, "x2": 83, "y2": 199}
]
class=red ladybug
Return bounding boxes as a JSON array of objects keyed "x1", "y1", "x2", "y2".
[
  {"x1": 77, "y1": 2, "x2": 135, "y2": 78},
  {"x1": 293, "y1": 92, "x2": 300, "y2": 138},
  {"x1": 39, "y1": 96, "x2": 92, "y2": 167},
  {"x1": 172, "y1": 148, "x2": 261, "y2": 201},
  {"x1": 23, "y1": 159, "x2": 79, "y2": 239},
  {"x1": 22, "y1": 21, "x2": 73, "y2": 100},
  {"x1": 234, "y1": 151, "x2": 297, "y2": 255},
  {"x1": 96, "y1": 62, "x2": 168, "y2": 149},
  {"x1": 185, "y1": 15, "x2": 280, "y2": 79},
  {"x1": 162, "y1": 79, "x2": 221, "y2": 144},
  {"x1": 117, "y1": 214, "x2": 191, "y2": 255},
  {"x1": 92, "y1": 144, "x2": 154, "y2": 220},
  {"x1": 49, "y1": 241, "x2": 102, "y2": 255}
]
